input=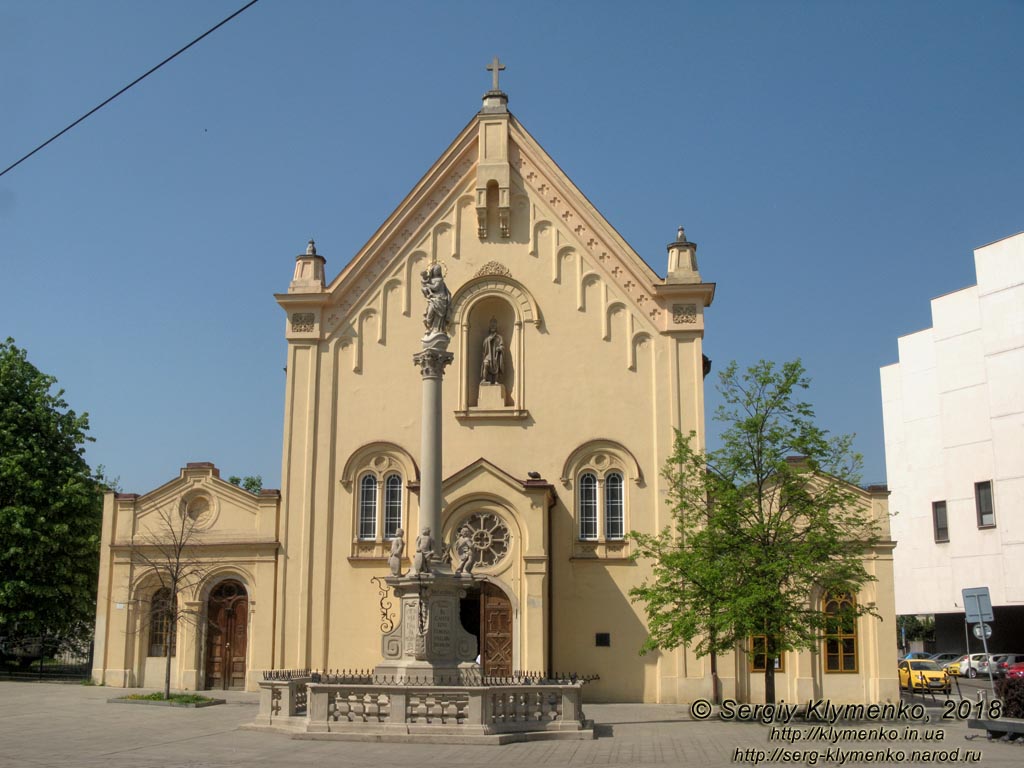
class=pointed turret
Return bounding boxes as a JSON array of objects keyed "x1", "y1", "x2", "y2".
[
  {"x1": 666, "y1": 226, "x2": 700, "y2": 284},
  {"x1": 289, "y1": 238, "x2": 326, "y2": 293},
  {"x1": 476, "y1": 56, "x2": 511, "y2": 238}
]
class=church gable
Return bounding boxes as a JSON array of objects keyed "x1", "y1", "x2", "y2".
[
  {"x1": 126, "y1": 463, "x2": 277, "y2": 543},
  {"x1": 281, "y1": 91, "x2": 697, "y2": 379}
]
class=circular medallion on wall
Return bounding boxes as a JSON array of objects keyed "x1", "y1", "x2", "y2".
[{"x1": 179, "y1": 492, "x2": 217, "y2": 530}]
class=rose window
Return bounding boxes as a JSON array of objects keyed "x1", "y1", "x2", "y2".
[{"x1": 461, "y1": 512, "x2": 510, "y2": 567}]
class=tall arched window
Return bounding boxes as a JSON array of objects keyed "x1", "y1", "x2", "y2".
[
  {"x1": 579, "y1": 472, "x2": 598, "y2": 540},
  {"x1": 604, "y1": 472, "x2": 624, "y2": 539},
  {"x1": 384, "y1": 473, "x2": 403, "y2": 538},
  {"x1": 358, "y1": 474, "x2": 378, "y2": 540},
  {"x1": 148, "y1": 587, "x2": 176, "y2": 657},
  {"x1": 563, "y1": 440, "x2": 640, "y2": 553},
  {"x1": 824, "y1": 593, "x2": 857, "y2": 673}
]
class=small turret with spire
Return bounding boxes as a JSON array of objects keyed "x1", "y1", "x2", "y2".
[
  {"x1": 665, "y1": 225, "x2": 701, "y2": 284},
  {"x1": 289, "y1": 238, "x2": 327, "y2": 293}
]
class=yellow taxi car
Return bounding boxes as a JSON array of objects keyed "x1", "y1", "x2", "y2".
[{"x1": 898, "y1": 659, "x2": 951, "y2": 694}]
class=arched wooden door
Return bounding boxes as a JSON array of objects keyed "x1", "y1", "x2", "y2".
[
  {"x1": 480, "y1": 582, "x2": 513, "y2": 676},
  {"x1": 205, "y1": 580, "x2": 248, "y2": 690}
]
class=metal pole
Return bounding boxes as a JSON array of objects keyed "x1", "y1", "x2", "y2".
[{"x1": 977, "y1": 625, "x2": 996, "y2": 698}]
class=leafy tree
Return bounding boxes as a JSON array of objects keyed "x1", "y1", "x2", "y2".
[
  {"x1": 630, "y1": 360, "x2": 882, "y2": 704},
  {"x1": 0, "y1": 338, "x2": 104, "y2": 648},
  {"x1": 227, "y1": 475, "x2": 262, "y2": 494},
  {"x1": 897, "y1": 614, "x2": 935, "y2": 645}
]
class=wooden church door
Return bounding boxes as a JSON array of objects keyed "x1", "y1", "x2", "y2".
[
  {"x1": 480, "y1": 582, "x2": 513, "y2": 676},
  {"x1": 205, "y1": 580, "x2": 248, "y2": 690}
]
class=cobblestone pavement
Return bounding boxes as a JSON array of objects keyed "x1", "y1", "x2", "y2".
[{"x1": 0, "y1": 682, "x2": 1020, "y2": 768}]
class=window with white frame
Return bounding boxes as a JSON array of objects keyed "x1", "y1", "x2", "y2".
[
  {"x1": 577, "y1": 470, "x2": 626, "y2": 541},
  {"x1": 357, "y1": 471, "x2": 404, "y2": 541},
  {"x1": 605, "y1": 472, "x2": 624, "y2": 539},
  {"x1": 358, "y1": 473, "x2": 378, "y2": 539},
  {"x1": 383, "y1": 473, "x2": 403, "y2": 538},
  {"x1": 578, "y1": 472, "x2": 599, "y2": 540}
]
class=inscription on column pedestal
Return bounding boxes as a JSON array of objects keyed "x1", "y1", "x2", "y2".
[{"x1": 431, "y1": 600, "x2": 454, "y2": 658}]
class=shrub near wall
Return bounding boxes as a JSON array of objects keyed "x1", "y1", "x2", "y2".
[{"x1": 995, "y1": 678, "x2": 1024, "y2": 719}]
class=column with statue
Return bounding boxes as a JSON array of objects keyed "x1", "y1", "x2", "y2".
[{"x1": 374, "y1": 264, "x2": 480, "y2": 684}]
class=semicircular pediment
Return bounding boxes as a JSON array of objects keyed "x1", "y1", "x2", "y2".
[{"x1": 450, "y1": 273, "x2": 540, "y2": 327}]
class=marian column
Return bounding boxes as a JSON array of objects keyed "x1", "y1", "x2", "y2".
[
  {"x1": 375, "y1": 263, "x2": 477, "y2": 684},
  {"x1": 411, "y1": 264, "x2": 453, "y2": 565}
]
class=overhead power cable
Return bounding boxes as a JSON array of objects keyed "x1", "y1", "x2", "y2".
[{"x1": 0, "y1": 0, "x2": 261, "y2": 179}]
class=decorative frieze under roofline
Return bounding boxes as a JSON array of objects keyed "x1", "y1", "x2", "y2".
[
  {"x1": 509, "y1": 126, "x2": 715, "y2": 339},
  {"x1": 324, "y1": 135, "x2": 480, "y2": 309}
]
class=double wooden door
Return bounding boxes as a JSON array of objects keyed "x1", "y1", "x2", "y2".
[
  {"x1": 480, "y1": 583, "x2": 513, "y2": 676},
  {"x1": 205, "y1": 580, "x2": 247, "y2": 690}
]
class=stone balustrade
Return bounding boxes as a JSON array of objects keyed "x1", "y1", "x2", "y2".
[
  {"x1": 251, "y1": 679, "x2": 592, "y2": 742},
  {"x1": 254, "y1": 675, "x2": 311, "y2": 726}
]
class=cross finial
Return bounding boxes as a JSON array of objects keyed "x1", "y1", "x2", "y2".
[{"x1": 486, "y1": 56, "x2": 506, "y2": 92}]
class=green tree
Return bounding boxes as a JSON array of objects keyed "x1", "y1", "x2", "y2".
[
  {"x1": 227, "y1": 475, "x2": 262, "y2": 494},
  {"x1": 630, "y1": 360, "x2": 882, "y2": 704},
  {"x1": 0, "y1": 338, "x2": 104, "y2": 647}
]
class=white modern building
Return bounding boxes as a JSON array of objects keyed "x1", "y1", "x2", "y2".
[{"x1": 881, "y1": 231, "x2": 1024, "y2": 653}]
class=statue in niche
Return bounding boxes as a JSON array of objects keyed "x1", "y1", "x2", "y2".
[
  {"x1": 388, "y1": 528, "x2": 405, "y2": 576},
  {"x1": 480, "y1": 318, "x2": 505, "y2": 384},
  {"x1": 420, "y1": 264, "x2": 451, "y2": 336},
  {"x1": 411, "y1": 526, "x2": 434, "y2": 575},
  {"x1": 453, "y1": 525, "x2": 476, "y2": 576}
]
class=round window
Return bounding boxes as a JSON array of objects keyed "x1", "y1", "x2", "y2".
[{"x1": 461, "y1": 512, "x2": 510, "y2": 567}]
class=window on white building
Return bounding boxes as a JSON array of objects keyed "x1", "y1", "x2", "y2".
[
  {"x1": 932, "y1": 501, "x2": 948, "y2": 543},
  {"x1": 975, "y1": 481, "x2": 995, "y2": 528}
]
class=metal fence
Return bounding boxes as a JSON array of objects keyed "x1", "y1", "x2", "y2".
[
  {"x1": 264, "y1": 668, "x2": 599, "y2": 687},
  {"x1": 0, "y1": 634, "x2": 93, "y2": 682}
]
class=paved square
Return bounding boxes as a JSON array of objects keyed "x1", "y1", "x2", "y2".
[{"x1": 0, "y1": 682, "x2": 1019, "y2": 767}]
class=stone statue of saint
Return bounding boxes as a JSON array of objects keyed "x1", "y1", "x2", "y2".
[
  {"x1": 411, "y1": 526, "x2": 434, "y2": 575},
  {"x1": 480, "y1": 318, "x2": 504, "y2": 384},
  {"x1": 388, "y1": 528, "x2": 405, "y2": 576},
  {"x1": 420, "y1": 264, "x2": 451, "y2": 336},
  {"x1": 453, "y1": 525, "x2": 476, "y2": 576}
]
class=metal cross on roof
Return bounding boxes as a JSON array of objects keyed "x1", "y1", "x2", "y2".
[{"x1": 486, "y1": 56, "x2": 506, "y2": 91}]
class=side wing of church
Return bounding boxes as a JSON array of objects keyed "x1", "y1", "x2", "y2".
[{"x1": 91, "y1": 76, "x2": 897, "y2": 704}]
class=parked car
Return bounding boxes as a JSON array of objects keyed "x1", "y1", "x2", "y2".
[
  {"x1": 899, "y1": 659, "x2": 951, "y2": 694},
  {"x1": 992, "y1": 653, "x2": 1024, "y2": 678},
  {"x1": 1006, "y1": 661, "x2": 1024, "y2": 680},
  {"x1": 977, "y1": 655, "x2": 1001, "y2": 676},
  {"x1": 947, "y1": 653, "x2": 990, "y2": 678},
  {"x1": 929, "y1": 652, "x2": 962, "y2": 666}
]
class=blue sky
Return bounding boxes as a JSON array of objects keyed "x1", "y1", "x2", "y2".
[{"x1": 2, "y1": 0, "x2": 1021, "y2": 492}]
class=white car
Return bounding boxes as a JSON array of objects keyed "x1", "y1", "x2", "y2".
[{"x1": 948, "y1": 653, "x2": 990, "y2": 678}]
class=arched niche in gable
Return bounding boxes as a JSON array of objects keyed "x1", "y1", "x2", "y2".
[{"x1": 450, "y1": 273, "x2": 540, "y2": 420}]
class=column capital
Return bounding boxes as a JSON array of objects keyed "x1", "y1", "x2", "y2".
[
  {"x1": 413, "y1": 334, "x2": 454, "y2": 379},
  {"x1": 413, "y1": 348, "x2": 454, "y2": 379}
]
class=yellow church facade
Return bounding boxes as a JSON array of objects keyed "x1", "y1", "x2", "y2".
[{"x1": 91, "y1": 78, "x2": 898, "y2": 704}]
